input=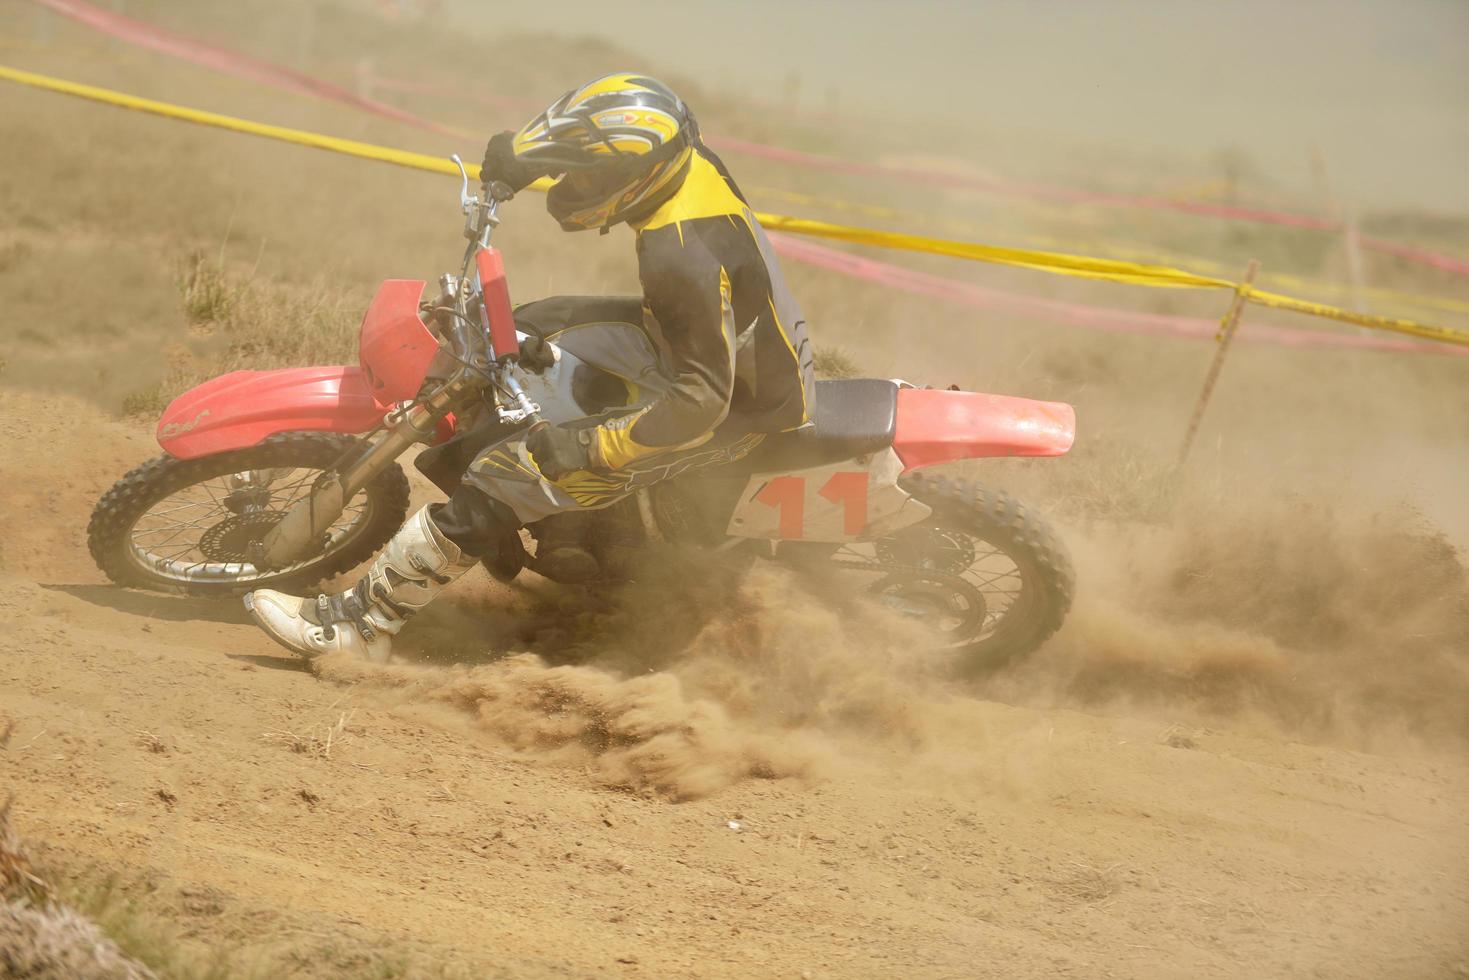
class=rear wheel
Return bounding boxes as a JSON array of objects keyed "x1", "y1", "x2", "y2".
[
  {"x1": 87, "y1": 432, "x2": 410, "y2": 596},
  {"x1": 795, "y1": 474, "x2": 1074, "y2": 673}
]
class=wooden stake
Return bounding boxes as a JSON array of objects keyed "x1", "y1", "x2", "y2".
[
  {"x1": 1342, "y1": 204, "x2": 1369, "y2": 318},
  {"x1": 1177, "y1": 259, "x2": 1260, "y2": 466}
]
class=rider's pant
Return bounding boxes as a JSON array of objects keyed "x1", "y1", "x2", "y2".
[
  {"x1": 428, "y1": 429, "x2": 763, "y2": 558},
  {"x1": 428, "y1": 485, "x2": 519, "y2": 557},
  {"x1": 434, "y1": 423, "x2": 765, "y2": 557}
]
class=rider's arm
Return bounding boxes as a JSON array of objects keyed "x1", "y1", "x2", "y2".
[{"x1": 592, "y1": 230, "x2": 736, "y2": 471}]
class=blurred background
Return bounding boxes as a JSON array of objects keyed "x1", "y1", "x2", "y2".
[{"x1": 465, "y1": 0, "x2": 1469, "y2": 215}]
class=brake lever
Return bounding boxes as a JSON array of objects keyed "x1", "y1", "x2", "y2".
[
  {"x1": 450, "y1": 154, "x2": 475, "y2": 211},
  {"x1": 450, "y1": 155, "x2": 505, "y2": 245}
]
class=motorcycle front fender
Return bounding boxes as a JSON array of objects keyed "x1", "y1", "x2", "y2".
[{"x1": 156, "y1": 366, "x2": 387, "y2": 459}]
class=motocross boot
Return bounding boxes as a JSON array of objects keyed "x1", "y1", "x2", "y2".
[
  {"x1": 243, "y1": 506, "x2": 477, "y2": 662},
  {"x1": 531, "y1": 511, "x2": 600, "y2": 584}
]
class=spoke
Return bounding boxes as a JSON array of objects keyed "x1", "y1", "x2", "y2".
[
  {"x1": 269, "y1": 470, "x2": 321, "y2": 503},
  {"x1": 131, "y1": 524, "x2": 195, "y2": 541},
  {"x1": 133, "y1": 526, "x2": 196, "y2": 551},
  {"x1": 133, "y1": 513, "x2": 223, "y2": 534},
  {"x1": 971, "y1": 568, "x2": 1021, "y2": 590},
  {"x1": 144, "y1": 500, "x2": 218, "y2": 519},
  {"x1": 145, "y1": 496, "x2": 224, "y2": 516},
  {"x1": 138, "y1": 516, "x2": 218, "y2": 533},
  {"x1": 196, "y1": 481, "x2": 228, "y2": 511}
]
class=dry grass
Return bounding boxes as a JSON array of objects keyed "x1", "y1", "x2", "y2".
[
  {"x1": 812, "y1": 346, "x2": 863, "y2": 379},
  {"x1": 1, "y1": 797, "x2": 55, "y2": 908},
  {"x1": 176, "y1": 249, "x2": 239, "y2": 326},
  {"x1": 1046, "y1": 859, "x2": 1125, "y2": 906},
  {"x1": 133, "y1": 732, "x2": 167, "y2": 755},
  {"x1": 262, "y1": 710, "x2": 356, "y2": 761},
  {"x1": 2, "y1": 798, "x2": 160, "y2": 979},
  {"x1": 120, "y1": 252, "x2": 362, "y2": 417},
  {"x1": 3, "y1": 799, "x2": 468, "y2": 979}
]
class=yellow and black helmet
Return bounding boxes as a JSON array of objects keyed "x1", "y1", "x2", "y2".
[{"x1": 513, "y1": 73, "x2": 696, "y2": 232}]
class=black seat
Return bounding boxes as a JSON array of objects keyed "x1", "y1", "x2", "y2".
[{"x1": 727, "y1": 379, "x2": 897, "y2": 474}]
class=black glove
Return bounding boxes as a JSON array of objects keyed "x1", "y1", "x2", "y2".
[
  {"x1": 527, "y1": 424, "x2": 592, "y2": 480},
  {"x1": 480, "y1": 131, "x2": 545, "y2": 193},
  {"x1": 518, "y1": 335, "x2": 556, "y2": 372}
]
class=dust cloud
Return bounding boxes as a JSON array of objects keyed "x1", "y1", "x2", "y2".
[
  {"x1": 317, "y1": 488, "x2": 1468, "y2": 802},
  {"x1": 315, "y1": 556, "x2": 950, "y2": 800},
  {"x1": 996, "y1": 493, "x2": 1469, "y2": 753}
]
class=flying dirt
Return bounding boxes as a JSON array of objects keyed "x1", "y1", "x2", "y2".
[{"x1": 2, "y1": 1, "x2": 1468, "y2": 978}]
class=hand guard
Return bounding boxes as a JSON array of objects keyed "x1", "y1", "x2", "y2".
[
  {"x1": 480, "y1": 131, "x2": 547, "y2": 193},
  {"x1": 527, "y1": 424, "x2": 593, "y2": 480}
]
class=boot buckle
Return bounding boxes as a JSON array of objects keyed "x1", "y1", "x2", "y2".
[{"x1": 315, "y1": 594, "x2": 336, "y2": 641}]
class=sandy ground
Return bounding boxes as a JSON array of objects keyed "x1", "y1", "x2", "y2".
[{"x1": 2, "y1": 389, "x2": 1466, "y2": 979}]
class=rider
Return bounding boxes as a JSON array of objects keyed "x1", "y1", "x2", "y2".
[{"x1": 245, "y1": 72, "x2": 816, "y2": 661}]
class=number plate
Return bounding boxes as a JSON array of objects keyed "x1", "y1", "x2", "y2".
[{"x1": 724, "y1": 449, "x2": 931, "y2": 542}]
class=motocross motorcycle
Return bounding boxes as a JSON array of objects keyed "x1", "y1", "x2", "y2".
[{"x1": 87, "y1": 160, "x2": 1078, "y2": 670}]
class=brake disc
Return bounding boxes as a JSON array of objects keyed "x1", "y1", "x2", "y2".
[{"x1": 198, "y1": 511, "x2": 285, "y2": 562}]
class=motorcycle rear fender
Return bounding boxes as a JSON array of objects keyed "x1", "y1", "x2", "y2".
[
  {"x1": 156, "y1": 365, "x2": 386, "y2": 459},
  {"x1": 892, "y1": 388, "x2": 1076, "y2": 472}
]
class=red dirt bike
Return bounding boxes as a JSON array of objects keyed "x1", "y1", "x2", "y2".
[{"x1": 88, "y1": 160, "x2": 1077, "y2": 670}]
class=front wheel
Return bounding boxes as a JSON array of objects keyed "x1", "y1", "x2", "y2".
[
  {"x1": 793, "y1": 474, "x2": 1074, "y2": 673},
  {"x1": 87, "y1": 432, "x2": 411, "y2": 596}
]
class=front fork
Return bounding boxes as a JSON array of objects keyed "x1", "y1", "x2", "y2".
[{"x1": 251, "y1": 375, "x2": 475, "y2": 571}]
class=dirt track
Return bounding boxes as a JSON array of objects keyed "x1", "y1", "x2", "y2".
[{"x1": 2, "y1": 388, "x2": 1466, "y2": 978}]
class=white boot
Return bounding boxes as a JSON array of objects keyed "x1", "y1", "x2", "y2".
[{"x1": 244, "y1": 506, "x2": 476, "y2": 662}]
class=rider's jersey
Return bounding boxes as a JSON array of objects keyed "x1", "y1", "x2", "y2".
[{"x1": 592, "y1": 147, "x2": 816, "y2": 471}]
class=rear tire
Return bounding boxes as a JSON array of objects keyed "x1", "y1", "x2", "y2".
[
  {"x1": 897, "y1": 473, "x2": 1074, "y2": 672},
  {"x1": 87, "y1": 432, "x2": 410, "y2": 597}
]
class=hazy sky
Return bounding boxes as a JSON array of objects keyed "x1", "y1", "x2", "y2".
[{"x1": 451, "y1": 0, "x2": 1469, "y2": 214}]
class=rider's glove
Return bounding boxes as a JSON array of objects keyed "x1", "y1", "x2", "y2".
[
  {"x1": 518, "y1": 335, "x2": 556, "y2": 372},
  {"x1": 480, "y1": 131, "x2": 546, "y2": 193},
  {"x1": 527, "y1": 424, "x2": 594, "y2": 480}
]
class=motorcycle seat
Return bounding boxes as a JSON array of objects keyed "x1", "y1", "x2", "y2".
[{"x1": 726, "y1": 379, "x2": 898, "y2": 474}]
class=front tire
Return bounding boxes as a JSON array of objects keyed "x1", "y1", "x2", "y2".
[{"x1": 87, "y1": 432, "x2": 410, "y2": 597}]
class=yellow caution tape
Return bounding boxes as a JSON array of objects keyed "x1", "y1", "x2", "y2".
[
  {"x1": 0, "y1": 63, "x2": 471, "y2": 178},
  {"x1": 4, "y1": 63, "x2": 1467, "y2": 351},
  {"x1": 751, "y1": 213, "x2": 1231, "y2": 290},
  {"x1": 975, "y1": 234, "x2": 1469, "y2": 320},
  {"x1": 757, "y1": 190, "x2": 1469, "y2": 319},
  {"x1": 1246, "y1": 288, "x2": 1469, "y2": 347}
]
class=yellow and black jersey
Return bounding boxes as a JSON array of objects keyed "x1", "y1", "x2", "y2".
[{"x1": 592, "y1": 147, "x2": 816, "y2": 471}]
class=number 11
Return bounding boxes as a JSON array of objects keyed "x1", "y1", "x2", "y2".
[{"x1": 753, "y1": 472, "x2": 868, "y2": 539}]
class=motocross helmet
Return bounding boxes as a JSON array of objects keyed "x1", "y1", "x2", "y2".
[{"x1": 512, "y1": 73, "x2": 695, "y2": 232}]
